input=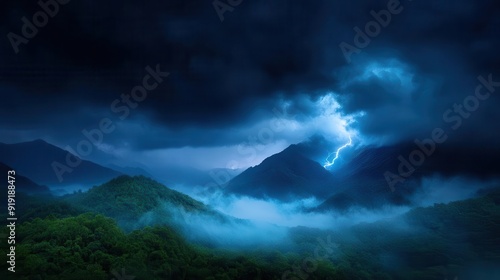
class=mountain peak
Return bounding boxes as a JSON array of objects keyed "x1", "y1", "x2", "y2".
[{"x1": 225, "y1": 144, "x2": 335, "y2": 201}]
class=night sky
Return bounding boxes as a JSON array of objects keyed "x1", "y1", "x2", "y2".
[{"x1": 1, "y1": 0, "x2": 499, "y2": 177}]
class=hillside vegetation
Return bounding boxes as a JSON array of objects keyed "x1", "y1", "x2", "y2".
[{"x1": 2, "y1": 176, "x2": 499, "y2": 279}]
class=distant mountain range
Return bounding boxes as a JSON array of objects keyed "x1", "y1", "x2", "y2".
[
  {"x1": 0, "y1": 139, "x2": 241, "y2": 196},
  {"x1": 153, "y1": 165, "x2": 242, "y2": 188},
  {"x1": 2, "y1": 138, "x2": 489, "y2": 213},
  {"x1": 0, "y1": 162, "x2": 50, "y2": 195},
  {"x1": 224, "y1": 141, "x2": 444, "y2": 210},
  {"x1": 0, "y1": 139, "x2": 122, "y2": 193}
]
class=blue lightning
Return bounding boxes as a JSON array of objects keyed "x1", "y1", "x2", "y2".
[{"x1": 323, "y1": 136, "x2": 352, "y2": 168}]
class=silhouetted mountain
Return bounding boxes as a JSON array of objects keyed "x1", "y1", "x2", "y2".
[
  {"x1": 0, "y1": 139, "x2": 122, "y2": 192},
  {"x1": 315, "y1": 143, "x2": 442, "y2": 211},
  {"x1": 0, "y1": 162, "x2": 51, "y2": 195},
  {"x1": 225, "y1": 144, "x2": 336, "y2": 200},
  {"x1": 225, "y1": 139, "x2": 445, "y2": 210}
]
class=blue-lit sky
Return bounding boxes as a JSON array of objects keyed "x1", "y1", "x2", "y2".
[{"x1": 1, "y1": 0, "x2": 499, "y2": 178}]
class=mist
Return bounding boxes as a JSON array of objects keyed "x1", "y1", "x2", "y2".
[
  {"x1": 134, "y1": 201, "x2": 292, "y2": 250},
  {"x1": 409, "y1": 175, "x2": 500, "y2": 207}
]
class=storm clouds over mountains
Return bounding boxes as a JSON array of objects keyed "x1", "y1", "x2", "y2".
[
  {"x1": 1, "y1": 0, "x2": 499, "y2": 176},
  {"x1": 2, "y1": 2, "x2": 500, "y2": 279}
]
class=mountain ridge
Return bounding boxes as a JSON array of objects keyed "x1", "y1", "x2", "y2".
[{"x1": 0, "y1": 139, "x2": 122, "y2": 193}]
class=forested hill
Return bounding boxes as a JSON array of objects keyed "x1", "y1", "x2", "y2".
[
  {"x1": 63, "y1": 175, "x2": 226, "y2": 229},
  {"x1": 1, "y1": 181, "x2": 499, "y2": 279}
]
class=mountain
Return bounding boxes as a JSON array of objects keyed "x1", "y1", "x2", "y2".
[
  {"x1": 0, "y1": 162, "x2": 51, "y2": 195},
  {"x1": 63, "y1": 175, "x2": 227, "y2": 230},
  {"x1": 0, "y1": 139, "x2": 122, "y2": 193},
  {"x1": 0, "y1": 162, "x2": 54, "y2": 218},
  {"x1": 225, "y1": 144, "x2": 336, "y2": 200},
  {"x1": 220, "y1": 138, "x2": 449, "y2": 208},
  {"x1": 223, "y1": 139, "x2": 439, "y2": 209},
  {"x1": 314, "y1": 143, "x2": 448, "y2": 211}
]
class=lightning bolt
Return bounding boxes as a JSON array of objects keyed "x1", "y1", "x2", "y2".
[{"x1": 323, "y1": 135, "x2": 352, "y2": 168}]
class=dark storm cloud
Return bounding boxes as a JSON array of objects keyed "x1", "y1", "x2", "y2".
[
  {"x1": 0, "y1": 0, "x2": 499, "y2": 164},
  {"x1": 0, "y1": 0, "x2": 339, "y2": 130},
  {"x1": 330, "y1": 0, "x2": 500, "y2": 153}
]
